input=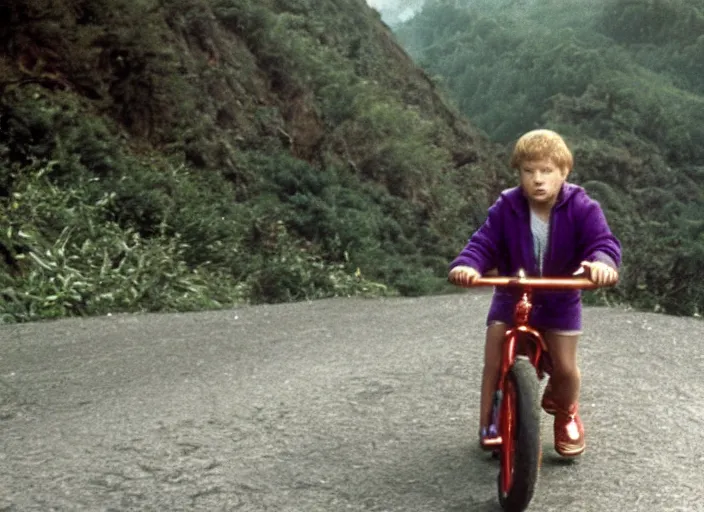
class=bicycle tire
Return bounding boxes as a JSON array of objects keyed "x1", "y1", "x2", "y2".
[{"x1": 497, "y1": 358, "x2": 542, "y2": 511}]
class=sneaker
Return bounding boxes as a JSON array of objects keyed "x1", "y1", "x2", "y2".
[
  {"x1": 541, "y1": 381, "x2": 557, "y2": 415},
  {"x1": 479, "y1": 425, "x2": 502, "y2": 451},
  {"x1": 554, "y1": 404, "x2": 585, "y2": 457}
]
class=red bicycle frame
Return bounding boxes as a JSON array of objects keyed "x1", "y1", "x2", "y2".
[{"x1": 469, "y1": 274, "x2": 598, "y2": 494}]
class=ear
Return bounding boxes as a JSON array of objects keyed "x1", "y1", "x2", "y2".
[{"x1": 561, "y1": 166, "x2": 571, "y2": 178}]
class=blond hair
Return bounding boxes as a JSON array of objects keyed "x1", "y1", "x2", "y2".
[{"x1": 509, "y1": 129, "x2": 573, "y2": 171}]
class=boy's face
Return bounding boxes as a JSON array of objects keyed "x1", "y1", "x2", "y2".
[{"x1": 518, "y1": 158, "x2": 568, "y2": 208}]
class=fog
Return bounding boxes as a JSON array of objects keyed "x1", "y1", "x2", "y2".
[
  {"x1": 366, "y1": 0, "x2": 425, "y2": 24},
  {"x1": 366, "y1": 0, "x2": 418, "y2": 10}
]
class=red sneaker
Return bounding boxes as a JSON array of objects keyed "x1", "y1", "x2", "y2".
[
  {"x1": 541, "y1": 381, "x2": 557, "y2": 415},
  {"x1": 554, "y1": 404, "x2": 585, "y2": 457}
]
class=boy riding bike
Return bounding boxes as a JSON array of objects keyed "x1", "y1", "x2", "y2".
[{"x1": 448, "y1": 129, "x2": 621, "y2": 457}]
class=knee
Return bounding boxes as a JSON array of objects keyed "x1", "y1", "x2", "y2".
[
  {"x1": 483, "y1": 346, "x2": 502, "y2": 373},
  {"x1": 483, "y1": 324, "x2": 505, "y2": 369},
  {"x1": 483, "y1": 355, "x2": 501, "y2": 376},
  {"x1": 552, "y1": 362, "x2": 580, "y2": 382}
]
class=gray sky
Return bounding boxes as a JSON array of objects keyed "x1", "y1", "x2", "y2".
[
  {"x1": 366, "y1": 0, "x2": 395, "y2": 8},
  {"x1": 366, "y1": 0, "x2": 424, "y2": 9},
  {"x1": 366, "y1": 0, "x2": 425, "y2": 23}
]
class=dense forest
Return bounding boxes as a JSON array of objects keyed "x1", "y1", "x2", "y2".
[
  {"x1": 0, "y1": 0, "x2": 508, "y2": 322},
  {"x1": 0, "y1": 0, "x2": 701, "y2": 322},
  {"x1": 396, "y1": 0, "x2": 704, "y2": 316}
]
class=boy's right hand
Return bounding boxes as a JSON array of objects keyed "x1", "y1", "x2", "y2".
[{"x1": 448, "y1": 266, "x2": 481, "y2": 286}]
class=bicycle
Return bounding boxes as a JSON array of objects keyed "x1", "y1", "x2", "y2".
[{"x1": 452, "y1": 268, "x2": 611, "y2": 511}]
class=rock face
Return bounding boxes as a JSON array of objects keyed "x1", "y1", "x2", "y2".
[{"x1": 0, "y1": 0, "x2": 499, "y2": 176}]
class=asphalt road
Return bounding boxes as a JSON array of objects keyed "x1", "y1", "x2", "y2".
[{"x1": 1, "y1": 292, "x2": 703, "y2": 511}]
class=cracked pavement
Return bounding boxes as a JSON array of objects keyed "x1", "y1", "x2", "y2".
[{"x1": 1, "y1": 293, "x2": 703, "y2": 511}]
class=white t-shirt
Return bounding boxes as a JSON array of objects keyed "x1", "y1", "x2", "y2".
[{"x1": 530, "y1": 210, "x2": 549, "y2": 276}]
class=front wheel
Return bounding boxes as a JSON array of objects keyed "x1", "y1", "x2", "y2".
[{"x1": 497, "y1": 358, "x2": 542, "y2": 511}]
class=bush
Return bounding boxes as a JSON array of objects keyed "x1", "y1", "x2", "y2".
[{"x1": 0, "y1": 165, "x2": 240, "y2": 322}]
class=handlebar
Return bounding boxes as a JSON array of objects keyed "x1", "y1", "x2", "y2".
[{"x1": 463, "y1": 276, "x2": 599, "y2": 290}]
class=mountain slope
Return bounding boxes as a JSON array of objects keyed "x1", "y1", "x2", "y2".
[
  {"x1": 0, "y1": 0, "x2": 507, "y2": 322},
  {"x1": 396, "y1": 0, "x2": 704, "y2": 316}
]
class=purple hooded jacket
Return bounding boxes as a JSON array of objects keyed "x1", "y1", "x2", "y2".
[{"x1": 450, "y1": 183, "x2": 621, "y2": 331}]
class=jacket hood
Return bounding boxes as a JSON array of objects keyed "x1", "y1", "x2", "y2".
[{"x1": 500, "y1": 182, "x2": 584, "y2": 217}]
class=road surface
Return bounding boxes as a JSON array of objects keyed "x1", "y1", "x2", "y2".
[{"x1": 1, "y1": 292, "x2": 703, "y2": 511}]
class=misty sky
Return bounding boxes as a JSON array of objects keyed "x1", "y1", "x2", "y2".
[
  {"x1": 366, "y1": 0, "x2": 425, "y2": 23},
  {"x1": 366, "y1": 0, "x2": 424, "y2": 9},
  {"x1": 366, "y1": 0, "x2": 394, "y2": 9}
]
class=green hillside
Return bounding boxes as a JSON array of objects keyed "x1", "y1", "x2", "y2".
[
  {"x1": 396, "y1": 0, "x2": 704, "y2": 316},
  {"x1": 0, "y1": 0, "x2": 507, "y2": 322}
]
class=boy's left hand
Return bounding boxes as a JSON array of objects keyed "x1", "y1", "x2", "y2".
[{"x1": 574, "y1": 261, "x2": 618, "y2": 285}]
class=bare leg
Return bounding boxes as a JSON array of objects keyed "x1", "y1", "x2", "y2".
[
  {"x1": 544, "y1": 331, "x2": 586, "y2": 456},
  {"x1": 543, "y1": 331, "x2": 580, "y2": 409},
  {"x1": 480, "y1": 323, "x2": 508, "y2": 428}
]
